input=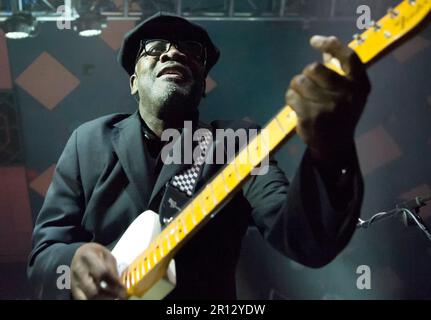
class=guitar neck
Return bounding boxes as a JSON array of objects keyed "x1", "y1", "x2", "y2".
[
  {"x1": 121, "y1": 105, "x2": 298, "y2": 295},
  {"x1": 121, "y1": 0, "x2": 430, "y2": 297}
]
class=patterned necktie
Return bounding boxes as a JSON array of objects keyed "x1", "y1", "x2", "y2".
[{"x1": 171, "y1": 129, "x2": 213, "y2": 196}]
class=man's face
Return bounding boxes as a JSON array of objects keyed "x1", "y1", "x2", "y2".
[{"x1": 130, "y1": 38, "x2": 206, "y2": 119}]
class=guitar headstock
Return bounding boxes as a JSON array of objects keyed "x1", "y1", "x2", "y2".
[{"x1": 349, "y1": 0, "x2": 431, "y2": 66}]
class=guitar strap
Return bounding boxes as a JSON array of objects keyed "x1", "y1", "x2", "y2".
[{"x1": 158, "y1": 125, "x2": 213, "y2": 227}]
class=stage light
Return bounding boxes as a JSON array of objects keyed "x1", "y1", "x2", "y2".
[
  {"x1": 1, "y1": 12, "x2": 37, "y2": 39},
  {"x1": 73, "y1": 12, "x2": 107, "y2": 37}
]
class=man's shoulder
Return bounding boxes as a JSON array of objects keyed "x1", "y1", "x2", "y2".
[
  {"x1": 71, "y1": 113, "x2": 135, "y2": 149},
  {"x1": 74, "y1": 113, "x2": 134, "y2": 137}
]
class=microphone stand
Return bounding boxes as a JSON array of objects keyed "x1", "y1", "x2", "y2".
[{"x1": 357, "y1": 194, "x2": 431, "y2": 242}]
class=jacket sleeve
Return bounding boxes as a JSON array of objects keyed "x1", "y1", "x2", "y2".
[
  {"x1": 27, "y1": 130, "x2": 92, "y2": 299},
  {"x1": 242, "y1": 147, "x2": 363, "y2": 268}
]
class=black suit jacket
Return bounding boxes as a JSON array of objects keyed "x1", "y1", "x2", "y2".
[{"x1": 27, "y1": 111, "x2": 363, "y2": 299}]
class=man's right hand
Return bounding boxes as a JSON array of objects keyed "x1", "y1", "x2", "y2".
[{"x1": 70, "y1": 243, "x2": 127, "y2": 300}]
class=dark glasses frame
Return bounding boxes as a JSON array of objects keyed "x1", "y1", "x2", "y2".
[{"x1": 134, "y1": 39, "x2": 207, "y2": 68}]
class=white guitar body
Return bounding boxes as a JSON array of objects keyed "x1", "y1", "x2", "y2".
[{"x1": 111, "y1": 210, "x2": 176, "y2": 299}]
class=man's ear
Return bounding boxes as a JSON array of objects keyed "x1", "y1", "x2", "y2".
[{"x1": 130, "y1": 74, "x2": 138, "y2": 95}]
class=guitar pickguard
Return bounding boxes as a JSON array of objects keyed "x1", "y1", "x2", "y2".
[{"x1": 111, "y1": 210, "x2": 176, "y2": 299}]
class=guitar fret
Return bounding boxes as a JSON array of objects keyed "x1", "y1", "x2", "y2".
[
  {"x1": 145, "y1": 256, "x2": 151, "y2": 270},
  {"x1": 190, "y1": 208, "x2": 198, "y2": 226},
  {"x1": 202, "y1": 185, "x2": 218, "y2": 215},
  {"x1": 198, "y1": 194, "x2": 208, "y2": 216},
  {"x1": 208, "y1": 182, "x2": 218, "y2": 206},
  {"x1": 136, "y1": 270, "x2": 141, "y2": 283},
  {"x1": 155, "y1": 243, "x2": 163, "y2": 259},
  {"x1": 133, "y1": 269, "x2": 138, "y2": 285},
  {"x1": 183, "y1": 209, "x2": 195, "y2": 233},
  {"x1": 276, "y1": 114, "x2": 290, "y2": 130},
  {"x1": 159, "y1": 242, "x2": 164, "y2": 257},
  {"x1": 246, "y1": 138, "x2": 262, "y2": 167},
  {"x1": 135, "y1": 268, "x2": 140, "y2": 283},
  {"x1": 232, "y1": 157, "x2": 243, "y2": 179},
  {"x1": 175, "y1": 219, "x2": 185, "y2": 242},
  {"x1": 205, "y1": 195, "x2": 216, "y2": 214},
  {"x1": 138, "y1": 262, "x2": 144, "y2": 277},
  {"x1": 191, "y1": 200, "x2": 205, "y2": 223},
  {"x1": 165, "y1": 232, "x2": 172, "y2": 250},
  {"x1": 220, "y1": 171, "x2": 231, "y2": 193},
  {"x1": 177, "y1": 217, "x2": 187, "y2": 235},
  {"x1": 182, "y1": 217, "x2": 188, "y2": 234},
  {"x1": 135, "y1": 265, "x2": 140, "y2": 282},
  {"x1": 266, "y1": 120, "x2": 285, "y2": 150},
  {"x1": 274, "y1": 115, "x2": 287, "y2": 134},
  {"x1": 211, "y1": 175, "x2": 228, "y2": 202},
  {"x1": 126, "y1": 274, "x2": 131, "y2": 289},
  {"x1": 126, "y1": 272, "x2": 130, "y2": 288},
  {"x1": 174, "y1": 224, "x2": 180, "y2": 243},
  {"x1": 240, "y1": 163, "x2": 253, "y2": 177},
  {"x1": 222, "y1": 165, "x2": 239, "y2": 190},
  {"x1": 129, "y1": 273, "x2": 133, "y2": 289},
  {"x1": 257, "y1": 134, "x2": 266, "y2": 160},
  {"x1": 259, "y1": 130, "x2": 270, "y2": 160},
  {"x1": 167, "y1": 225, "x2": 175, "y2": 246},
  {"x1": 131, "y1": 271, "x2": 135, "y2": 286},
  {"x1": 123, "y1": 273, "x2": 128, "y2": 288}
]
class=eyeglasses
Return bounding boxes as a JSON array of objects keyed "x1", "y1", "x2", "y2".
[{"x1": 135, "y1": 39, "x2": 206, "y2": 65}]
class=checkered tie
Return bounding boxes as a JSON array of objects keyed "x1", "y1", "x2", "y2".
[{"x1": 171, "y1": 129, "x2": 212, "y2": 196}]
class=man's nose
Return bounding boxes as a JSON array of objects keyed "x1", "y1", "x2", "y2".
[{"x1": 160, "y1": 44, "x2": 187, "y2": 63}]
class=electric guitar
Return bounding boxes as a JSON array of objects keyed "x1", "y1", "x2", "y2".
[{"x1": 111, "y1": 0, "x2": 431, "y2": 299}]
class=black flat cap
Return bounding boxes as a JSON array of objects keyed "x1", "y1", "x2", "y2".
[{"x1": 118, "y1": 13, "x2": 220, "y2": 76}]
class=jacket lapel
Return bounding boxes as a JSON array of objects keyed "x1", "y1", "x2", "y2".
[{"x1": 111, "y1": 111, "x2": 153, "y2": 212}]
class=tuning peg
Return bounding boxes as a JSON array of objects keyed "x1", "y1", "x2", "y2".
[
  {"x1": 353, "y1": 33, "x2": 365, "y2": 44},
  {"x1": 387, "y1": 7, "x2": 399, "y2": 18},
  {"x1": 370, "y1": 20, "x2": 382, "y2": 32}
]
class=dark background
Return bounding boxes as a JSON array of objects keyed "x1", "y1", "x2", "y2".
[{"x1": 0, "y1": 0, "x2": 430, "y2": 299}]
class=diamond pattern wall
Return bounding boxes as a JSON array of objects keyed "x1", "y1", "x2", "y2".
[
  {"x1": 356, "y1": 125, "x2": 402, "y2": 176},
  {"x1": 15, "y1": 52, "x2": 80, "y2": 110},
  {"x1": 0, "y1": 167, "x2": 32, "y2": 263},
  {"x1": 205, "y1": 76, "x2": 218, "y2": 94},
  {"x1": 0, "y1": 31, "x2": 12, "y2": 89},
  {"x1": 29, "y1": 164, "x2": 56, "y2": 197},
  {"x1": 392, "y1": 35, "x2": 430, "y2": 64},
  {"x1": 101, "y1": 21, "x2": 136, "y2": 50}
]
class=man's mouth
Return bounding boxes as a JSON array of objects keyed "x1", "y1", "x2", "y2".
[{"x1": 157, "y1": 64, "x2": 191, "y2": 81}]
